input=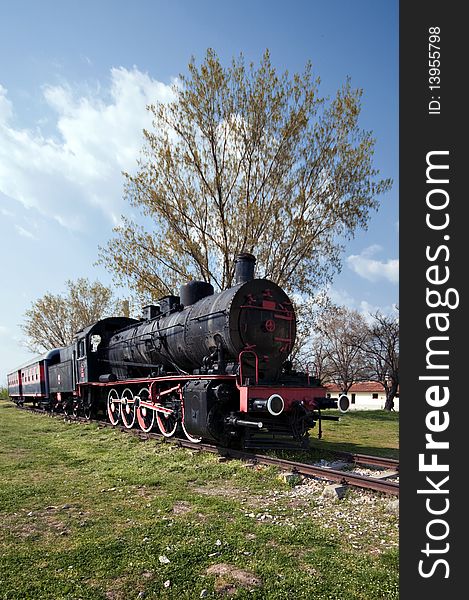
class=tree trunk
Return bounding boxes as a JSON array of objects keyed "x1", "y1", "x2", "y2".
[
  {"x1": 384, "y1": 394, "x2": 394, "y2": 411},
  {"x1": 384, "y1": 381, "x2": 398, "y2": 411}
]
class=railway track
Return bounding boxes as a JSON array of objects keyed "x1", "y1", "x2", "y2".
[
  {"x1": 328, "y1": 450, "x2": 399, "y2": 471},
  {"x1": 15, "y1": 404, "x2": 399, "y2": 496}
]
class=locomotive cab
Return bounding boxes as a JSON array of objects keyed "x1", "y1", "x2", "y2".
[{"x1": 73, "y1": 317, "x2": 138, "y2": 385}]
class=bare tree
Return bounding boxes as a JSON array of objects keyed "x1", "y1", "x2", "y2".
[
  {"x1": 98, "y1": 48, "x2": 391, "y2": 302},
  {"x1": 22, "y1": 278, "x2": 123, "y2": 353},
  {"x1": 361, "y1": 310, "x2": 399, "y2": 411},
  {"x1": 292, "y1": 293, "x2": 333, "y2": 383},
  {"x1": 301, "y1": 335, "x2": 333, "y2": 385},
  {"x1": 314, "y1": 306, "x2": 370, "y2": 393}
]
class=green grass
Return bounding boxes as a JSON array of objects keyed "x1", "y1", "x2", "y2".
[
  {"x1": 307, "y1": 409, "x2": 399, "y2": 459},
  {"x1": 0, "y1": 400, "x2": 398, "y2": 599}
]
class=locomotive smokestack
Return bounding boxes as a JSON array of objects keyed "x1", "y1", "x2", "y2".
[{"x1": 235, "y1": 253, "x2": 256, "y2": 284}]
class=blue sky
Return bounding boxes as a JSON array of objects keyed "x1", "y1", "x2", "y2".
[{"x1": 0, "y1": 0, "x2": 398, "y2": 384}]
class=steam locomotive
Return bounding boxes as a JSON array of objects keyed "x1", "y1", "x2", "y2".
[{"x1": 7, "y1": 254, "x2": 349, "y2": 448}]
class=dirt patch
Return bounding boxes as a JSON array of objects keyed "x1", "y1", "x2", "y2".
[
  {"x1": 191, "y1": 484, "x2": 266, "y2": 509},
  {"x1": 104, "y1": 583, "x2": 125, "y2": 600},
  {"x1": 2, "y1": 509, "x2": 71, "y2": 540},
  {"x1": 132, "y1": 485, "x2": 160, "y2": 499},
  {"x1": 303, "y1": 566, "x2": 320, "y2": 578},
  {"x1": 192, "y1": 484, "x2": 244, "y2": 499},
  {"x1": 214, "y1": 580, "x2": 237, "y2": 596},
  {"x1": 206, "y1": 563, "x2": 262, "y2": 594},
  {"x1": 172, "y1": 500, "x2": 192, "y2": 515},
  {"x1": 101, "y1": 575, "x2": 136, "y2": 600}
]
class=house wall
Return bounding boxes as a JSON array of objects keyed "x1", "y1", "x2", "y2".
[{"x1": 347, "y1": 391, "x2": 400, "y2": 412}]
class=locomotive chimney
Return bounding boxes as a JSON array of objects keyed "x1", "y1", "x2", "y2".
[{"x1": 234, "y1": 253, "x2": 256, "y2": 284}]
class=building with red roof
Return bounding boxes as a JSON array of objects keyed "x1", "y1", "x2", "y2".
[{"x1": 324, "y1": 381, "x2": 399, "y2": 411}]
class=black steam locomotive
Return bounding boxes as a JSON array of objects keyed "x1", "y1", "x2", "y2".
[{"x1": 7, "y1": 254, "x2": 348, "y2": 448}]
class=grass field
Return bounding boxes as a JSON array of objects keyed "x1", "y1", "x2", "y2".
[
  {"x1": 307, "y1": 409, "x2": 399, "y2": 459},
  {"x1": 0, "y1": 400, "x2": 398, "y2": 599}
]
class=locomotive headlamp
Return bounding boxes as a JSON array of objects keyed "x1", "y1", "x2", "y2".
[{"x1": 267, "y1": 393, "x2": 284, "y2": 416}]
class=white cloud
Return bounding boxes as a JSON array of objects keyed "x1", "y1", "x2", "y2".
[
  {"x1": 0, "y1": 68, "x2": 174, "y2": 231},
  {"x1": 347, "y1": 245, "x2": 399, "y2": 284},
  {"x1": 0, "y1": 84, "x2": 13, "y2": 123},
  {"x1": 15, "y1": 225, "x2": 37, "y2": 240},
  {"x1": 357, "y1": 300, "x2": 391, "y2": 324},
  {"x1": 1, "y1": 206, "x2": 15, "y2": 218},
  {"x1": 327, "y1": 287, "x2": 356, "y2": 308},
  {"x1": 327, "y1": 286, "x2": 398, "y2": 321}
]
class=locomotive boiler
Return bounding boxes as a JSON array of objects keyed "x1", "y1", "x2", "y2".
[
  {"x1": 106, "y1": 253, "x2": 295, "y2": 382},
  {"x1": 7, "y1": 254, "x2": 348, "y2": 449}
]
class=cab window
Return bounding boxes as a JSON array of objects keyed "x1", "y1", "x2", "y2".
[{"x1": 77, "y1": 339, "x2": 86, "y2": 359}]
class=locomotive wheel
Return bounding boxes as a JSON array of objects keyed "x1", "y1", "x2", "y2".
[
  {"x1": 107, "y1": 388, "x2": 121, "y2": 425},
  {"x1": 156, "y1": 409, "x2": 178, "y2": 438},
  {"x1": 72, "y1": 400, "x2": 80, "y2": 419},
  {"x1": 63, "y1": 399, "x2": 73, "y2": 418},
  {"x1": 136, "y1": 388, "x2": 155, "y2": 432},
  {"x1": 180, "y1": 400, "x2": 202, "y2": 443},
  {"x1": 181, "y1": 421, "x2": 202, "y2": 443},
  {"x1": 121, "y1": 388, "x2": 136, "y2": 429},
  {"x1": 83, "y1": 400, "x2": 93, "y2": 420}
]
